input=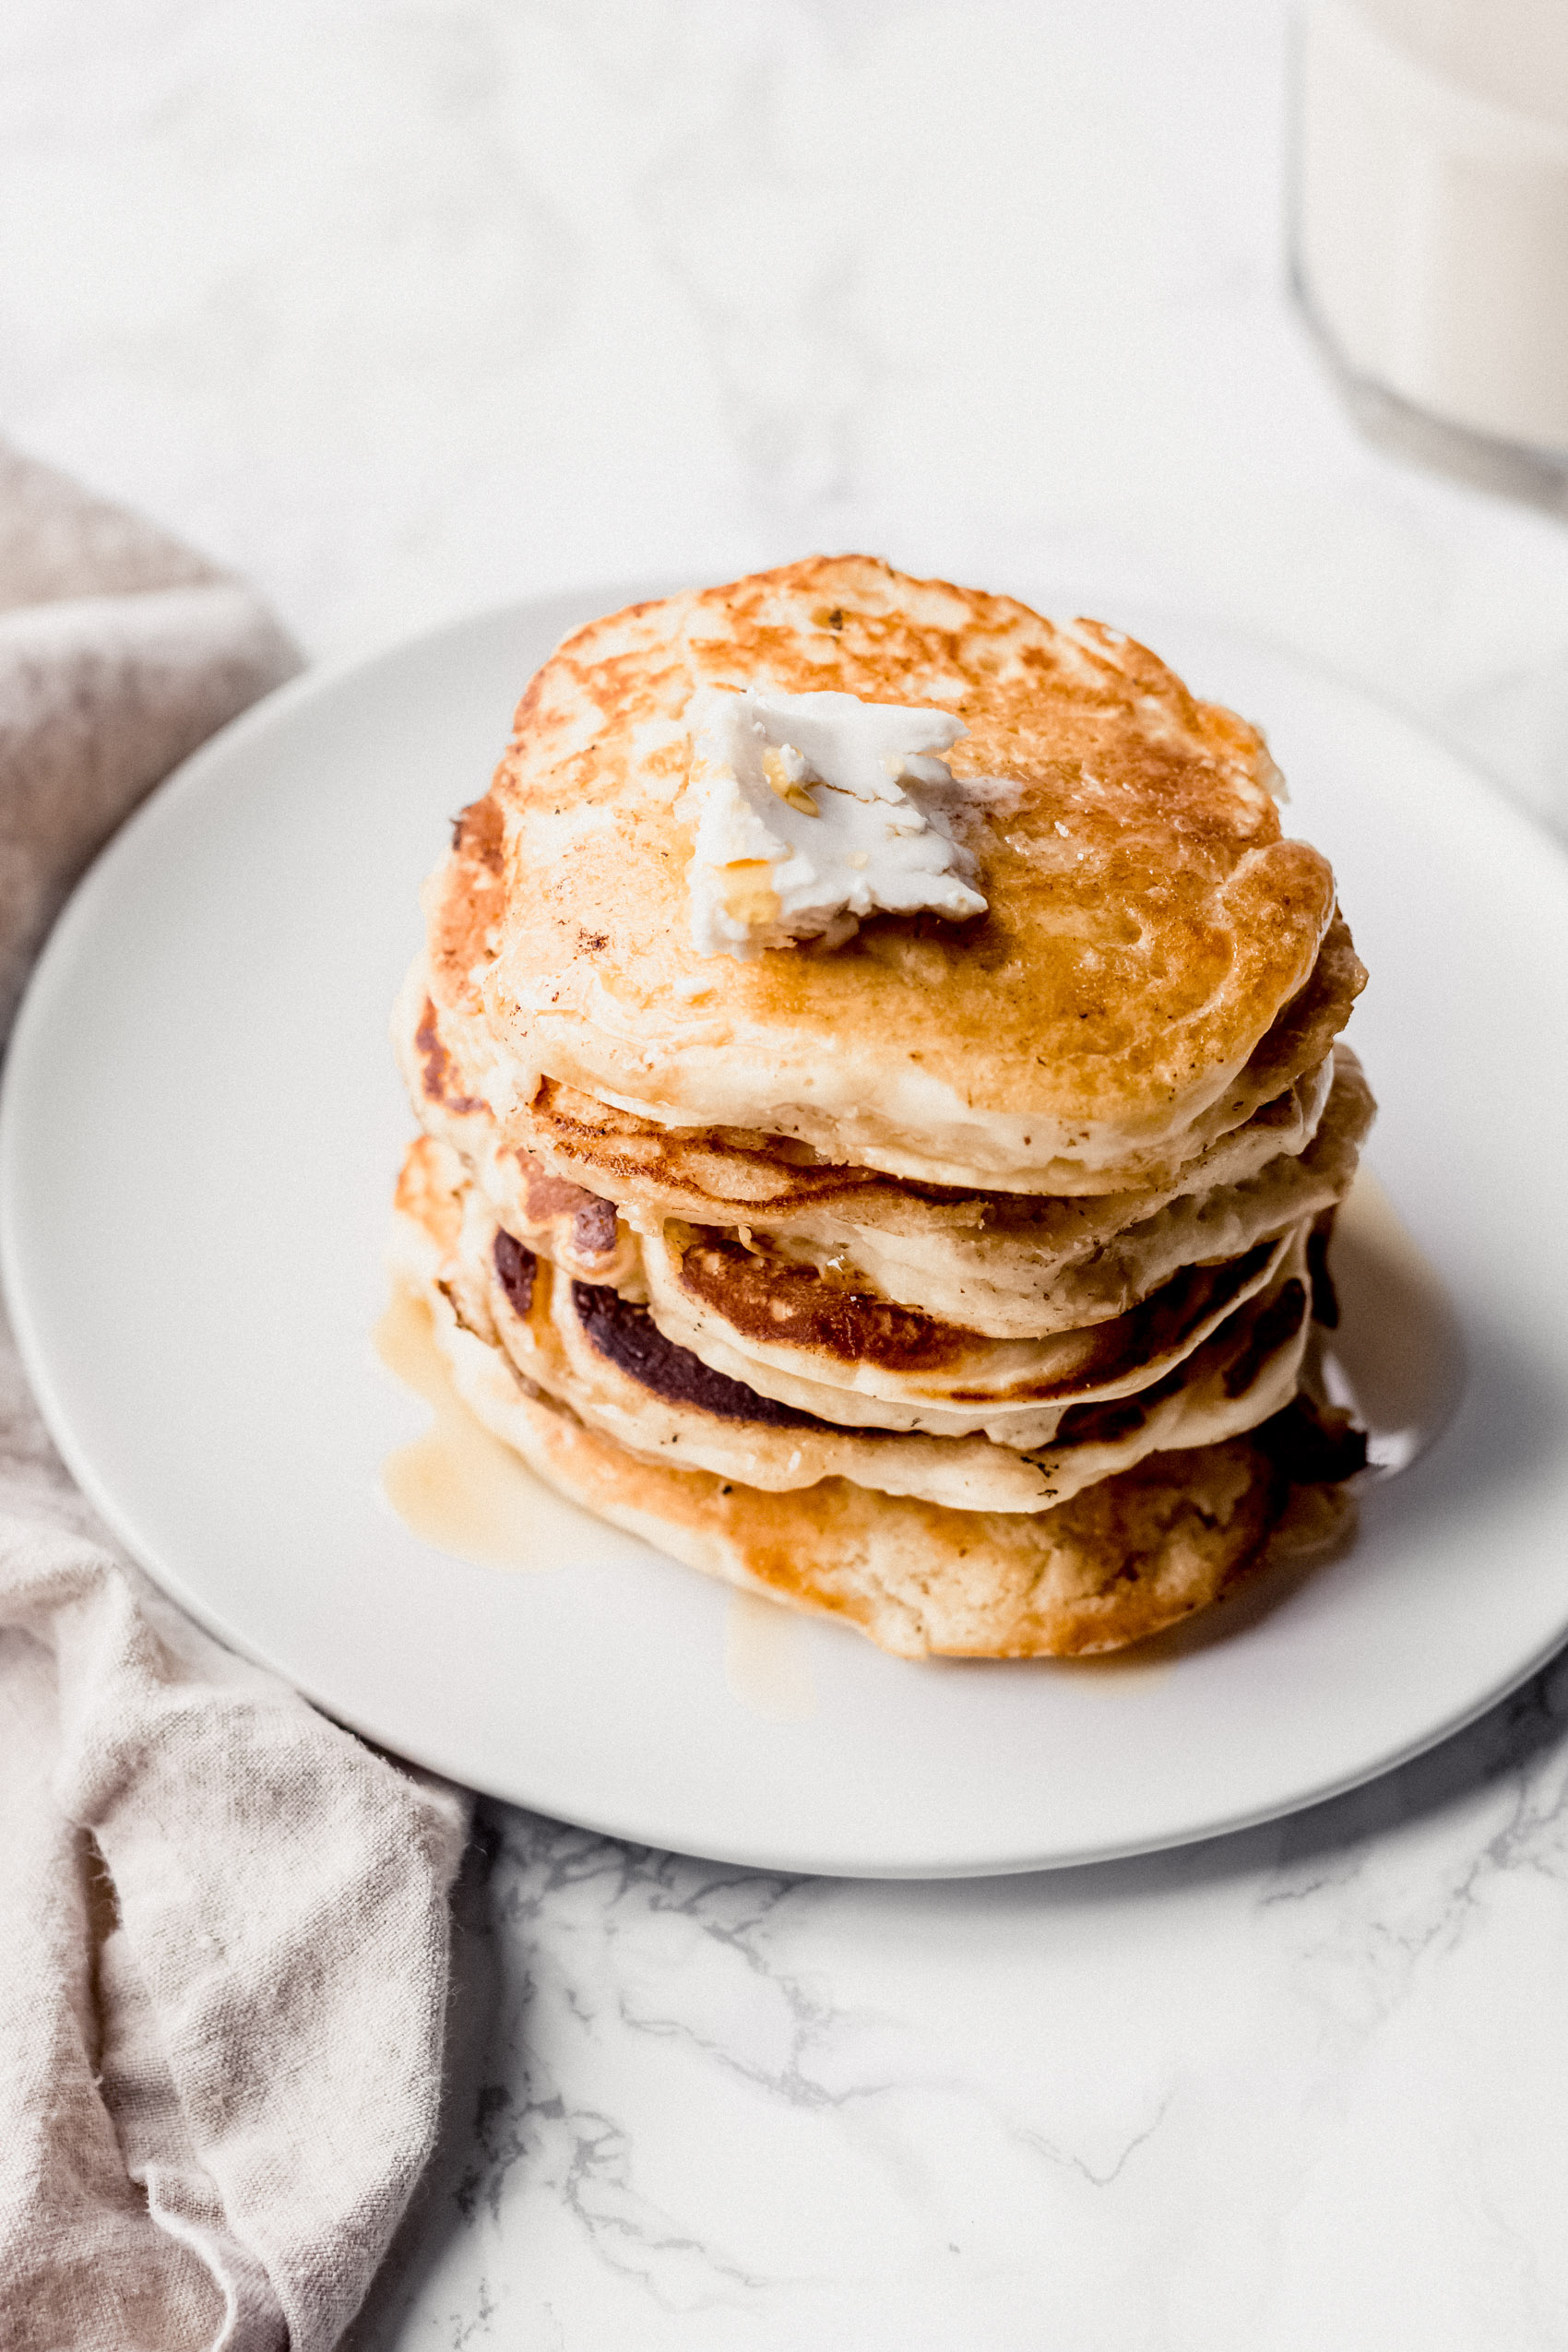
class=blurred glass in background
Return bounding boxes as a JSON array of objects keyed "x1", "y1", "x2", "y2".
[{"x1": 1294, "y1": 0, "x2": 1568, "y2": 511}]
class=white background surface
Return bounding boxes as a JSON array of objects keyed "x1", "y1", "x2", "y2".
[{"x1": 6, "y1": 3, "x2": 1568, "y2": 2345}]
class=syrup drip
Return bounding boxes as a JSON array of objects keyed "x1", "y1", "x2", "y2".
[
  {"x1": 1319, "y1": 1167, "x2": 1465, "y2": 1475},
  {"x1": 374, "y1": 1284, "x2": 571, "y2": 1573},
  {"x1": 723, "y1": 1590, "x2": 817, "y2": 1721},
  {"x1": 374, "y1": 1281, "x2": 817, "y2": 1717}
]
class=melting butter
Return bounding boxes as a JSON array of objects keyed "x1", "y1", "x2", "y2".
[{"x1": 681, "y1": 683, "x2": 987, "y2": 958}]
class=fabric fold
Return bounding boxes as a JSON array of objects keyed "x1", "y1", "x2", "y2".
[{"x1": 0, "y1": 444, "x2": 471, "y2": 2352}]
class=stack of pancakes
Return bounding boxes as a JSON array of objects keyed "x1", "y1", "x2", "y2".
[{"x1": 390, "y1": 557, "x2": 1373, "y2": 1657}]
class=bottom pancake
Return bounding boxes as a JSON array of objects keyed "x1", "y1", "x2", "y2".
[{"x1": 395, "y1": 1225, "x2": 1352, "y2": 1659}]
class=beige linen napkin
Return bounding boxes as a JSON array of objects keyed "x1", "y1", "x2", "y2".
[{"x1": 0, "y1": 445, "x2": 470, "y2": 2352}]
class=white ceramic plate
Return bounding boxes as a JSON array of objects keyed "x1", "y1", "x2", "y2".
[{"x1": 5, "y1": 587, "x2": 1567, "y2": 1877}]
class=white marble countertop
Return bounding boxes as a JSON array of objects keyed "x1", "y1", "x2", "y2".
[{"x1": 7, "y1": 3, "x2": 1568, "y2": 2344}]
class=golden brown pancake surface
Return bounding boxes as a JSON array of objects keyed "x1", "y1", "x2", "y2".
[{"x1": 458, "y1": 557, "x2": 1347, "y2": 1188}]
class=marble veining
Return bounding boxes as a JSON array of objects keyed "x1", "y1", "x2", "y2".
[
  {"x1": 7, "y1": 1, "x2": 1568, "y2": 2342},
  {"x1": 343, "y1": 1649, "x2": 1568, "y2": 2347}
]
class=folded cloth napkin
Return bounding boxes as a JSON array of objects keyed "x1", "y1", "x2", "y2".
[{"x1": 0, "y1": 444, "x2": 470, "y2": 2352}]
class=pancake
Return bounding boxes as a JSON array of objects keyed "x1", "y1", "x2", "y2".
[
  {"x1": 388, "y1": 556, "x2": 1374, "y2": 1657},
  {"x1": 699, "y1": 1047, "x2": 1371, "y2": 1339},
  {"x1": 531, "y1": 1252, "x2": 1313, "y2": 1511},
  {"x1": 433, "y1": 556, "x2": 1359, "y2": 1193},
  {"x1": 480, "y1": 906, "x2": 1362, "y2": 1200},
  {"x1": 395, "y1": 1137, "x2": 1313, "y2": 1512},
  {"x1": 397, "y1": 958, "x2": 1371, "y2": 1338},
  {"x1": 422, "y1": 1128, "x2": 1313, "y2": 1447},
  {"x1": 635, "y1": 1226, "x2": 1294, "y2": 1426},
  {"x1": 395, "y1": 1222, "x2": 1305, "y2": 1657}
]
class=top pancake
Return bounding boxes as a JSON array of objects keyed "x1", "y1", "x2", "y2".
[{"x1": 458, "y1": 557, "x2": 1347, "y2": 1191}]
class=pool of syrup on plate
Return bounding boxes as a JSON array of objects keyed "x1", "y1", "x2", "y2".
[
  {"x1": 374, "y1": 1282, "x2": 576, "y2": 1574},
  {"x1": 374, "y1": 1281, "x2": 819, "y2": 1716},
  {"x1": 1316, "y1": 1169, "x2": 1465, "y2": 1475}
]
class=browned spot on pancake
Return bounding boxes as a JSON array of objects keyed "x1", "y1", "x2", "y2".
[
  {"x1": 571, "y1": 1282, "x2": 834, "y2": 1431},
  {"x1": 511, "y1": 1149, "x2": 621, "y2": 1265},
  {"x1": 1032, "y1": 1258, "x2": 1309, "y2": 1458},
  {"x1": 524, "y1": 1077, "x2": 883, "y2": 1213},
  {"x1": 416, "y1": 998, "x2": 485, "y2": 1114},
  {"x1": 680, "y1": 1230, "x2": 1278, "y2": 1394},
  {"x1": 1051, "y1": 1383, "x2": 1161, "y2": 1450},
  {"x1": 1041, "y1": 1267, "x2": 1306, "y2": 1456},
  {"x1": 1256, "y1": 1393, "x2": 1368, "y2": 1482},
  {"x1": 1306, "y1": 1208, "x2": 1339, "y2": 1327},
  {"x1": 395, "y1": 1134, "x2": 463, "y2": 1252},
  {"x1": 675, "y1": 1231, "x2": 977, "y2": 1371},
  {"x1": 452, "y1": 793, "x2": 505, "y2": 873},
  {"x1": 519, "y1": 1150, "x2": 612, "y2": 1225},
  {"x1": 506, "y1": 1056, "x2": 1337, "y2": 1235},
  {"x1": 429, "y1": 801, "x2": 509, "y2": 1007},
  {"x1": 987, "y1": 1241, "x2": 1279, "y2": 1401},
  {"x1": 572, "y1": 1196, "x2": 620, "y2": 1257},
  {"x1": 493, "y1": 1230, "x2": 537, "y2": 1318},
  {"x1": 1219, "y1": 913, "x2": 1364, "y2": 1122},
  {"x1": 1220, "y1": 1278, "x2": 1307, "y2": 1399}
]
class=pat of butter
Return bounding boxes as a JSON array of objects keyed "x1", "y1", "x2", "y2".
[{"x1": 680, "y1": 684, "x2": 989, "y2": 958}]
